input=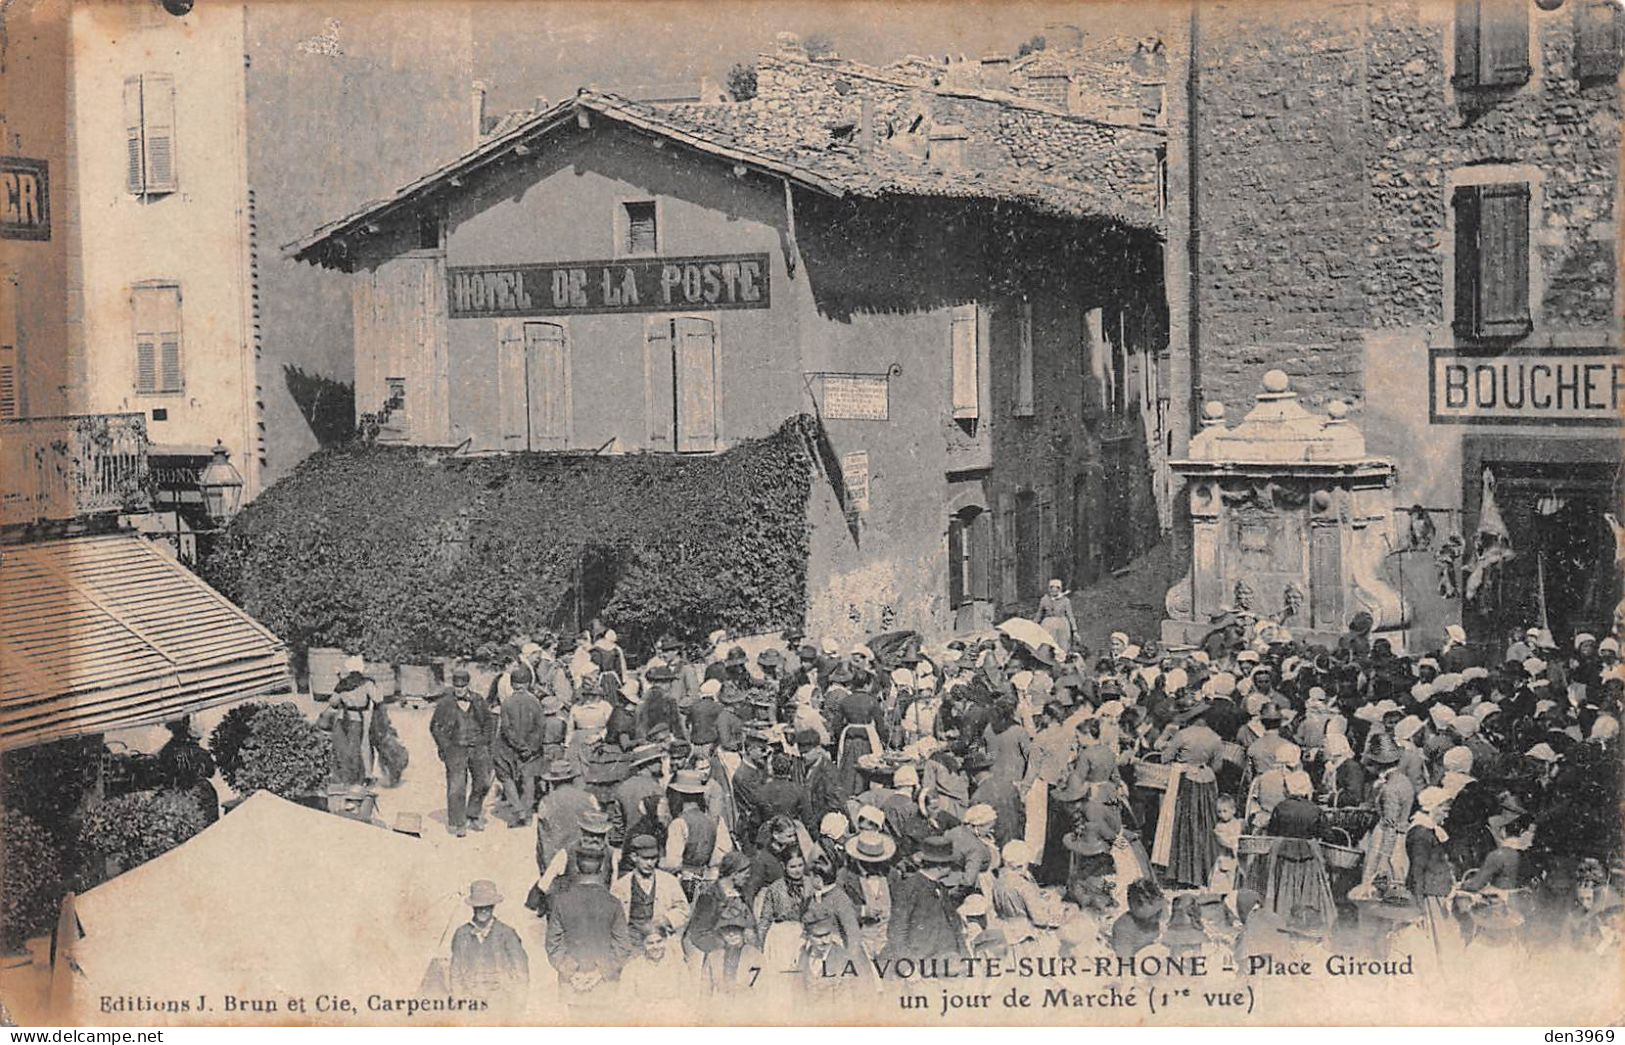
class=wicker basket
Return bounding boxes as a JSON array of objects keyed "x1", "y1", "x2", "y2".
[
  {"x1": 1320, "y1": 828, "x2": 1364, "y2": 870},
  {"x1": 1237, "y1": 834, "x2": 1276, "y2": 856},
  {"x1": 1133, "y1": 760, "x2": 1173, "y2": 791}
]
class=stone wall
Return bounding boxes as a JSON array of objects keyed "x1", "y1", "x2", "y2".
[{"x1": 1191, "y1": 0, "x2": 1620, "y2": 416}]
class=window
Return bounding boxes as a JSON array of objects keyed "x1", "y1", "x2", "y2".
[
  {"x1": 1015, "y1": 490, "x2": 1040, "y2": 600},
  {"x1": 1453, "y1": 181, "x2": 1532, "y2": 341},
  {"x1": 123, "y1": 74, "x2": 178, "y2": 195},
  {"x1": 1454, "y1": 0, "x2": 1531, "y2": 90},
  {"x1": 644, "y1": 315, "x2": 719, "y2": 452},
  {"x1": 951, "y1": 303, "x2": 980, "y2": 422},
  {"x1": 622, "y1": 200, "x2": 658, "y2": 256},
  {"x1": 1014, "y1": 300, "x2": 1035, "y2": 417},
  {"x1": 416, "y1": 211, "x2": 442, "y2": 251},
  {"x1": 1576, "y1": 0, "x2": 1624, "y2": 81},
  {"x1": 132, "y1": 282, "x2": 183, "y2": 393}
]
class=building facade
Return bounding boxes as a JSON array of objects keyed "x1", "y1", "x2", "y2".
[
  {"x1": 294, "y1": 60, "x2": 1168, "y2": 642},
  {"x1": 1181, "y1": 0, "x2": 1623, "y2": 651},
  {"x1": 58, "y1": 0, "x2": 473, "y2": 507}
]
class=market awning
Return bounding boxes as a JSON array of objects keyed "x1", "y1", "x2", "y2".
[{"x1": 0, "y1": 531, "x2": 292, "y2": 751}]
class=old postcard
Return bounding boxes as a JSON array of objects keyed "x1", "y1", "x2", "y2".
[{"x1": 1, "y1": 0, "x2": 1622, "y2": 1028}]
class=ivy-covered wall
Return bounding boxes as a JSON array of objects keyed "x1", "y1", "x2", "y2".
[{"x1": 202, "y1": 416, "x2": 815, "y2": 664}]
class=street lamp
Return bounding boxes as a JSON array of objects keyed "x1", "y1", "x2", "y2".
[{"x1": 197, "y1": 440, "x2": 244, "y2": 528}]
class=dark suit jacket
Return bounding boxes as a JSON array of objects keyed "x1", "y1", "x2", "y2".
[
  {"x1": 545, "y1": 879, "x2": 633, "y2": 977},
  {"x1": 884, "y1": 871, "x2": 964, "y2": 960},
  {"x1": 430, "y1": 694, "x2": 494, "y2": 758},
  {"x1": 1405, "y1": 826, "x2": 1454, "y2": 898}
]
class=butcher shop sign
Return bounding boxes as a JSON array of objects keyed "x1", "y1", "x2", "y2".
[
  {"x1": 1, "y1": 158, "x2": 49, "y2": 241},
  {"x1": 1429, "y1": 348, "x2": 1625, "y2": 427},
  {"x1": 447, "y1": 253, "x2": 770, "y2": 318}
]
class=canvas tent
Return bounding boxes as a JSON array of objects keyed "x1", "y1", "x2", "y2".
[{"x1": 70, "y1": 791, "x2": 461, "y2": 1002}]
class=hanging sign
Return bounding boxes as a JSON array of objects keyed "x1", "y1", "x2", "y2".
[
  {"x1": 1429, "y1": 349, "x2": 1625, "y2": 427},
  {"x1": 447, "y1": 253, "x2": 770, "y2": 318}
]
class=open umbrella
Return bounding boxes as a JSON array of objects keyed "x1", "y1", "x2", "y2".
[
  {"x1": 865, "y1": 630, "x2": 921, "y2": 670},
  {"x1": 996, "y1": 617, "x2": 1058, "y2": 653}
]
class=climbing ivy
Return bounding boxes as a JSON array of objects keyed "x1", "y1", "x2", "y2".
[{"x1": 202, "y1": 416, "x2": 816, "y2": 665}]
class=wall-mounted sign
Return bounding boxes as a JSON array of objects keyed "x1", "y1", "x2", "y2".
[
  {"x1": 1, "y1": 158, "x2": 49, "y2": 241},
  {"x1": 842, "y1": 451, "x2": 870, "y2": 512},
  {"x1": 822, "y1": 374, "x2": 891, "y2": 420},
  {"x1": 448, "y1": 253, "x2": 770, "y2": 318},
  {"x1": 1429, "y1": 349, "x2": 1625, "y2": 427}
]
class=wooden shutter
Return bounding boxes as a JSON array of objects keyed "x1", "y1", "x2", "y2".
[
  {"x1": 141, "y1": 74, "x2": 178, "y2": 192},
  {"x1": 1015, "y1": 300, "x2": 1034, "y2": 417},
  {"x1": 1040, "y1": 494, "x2": 1057, "y2": 591},
  {"x1": 0, "y1": 345, "x2": 17, "y2": 420},
  {"x1": 1454, "y1": 0, "x2": 1482, "y2": 86},
  {"x1": 1452, "y1": 185, "x2": 1481, "y2": 338},
  {"x1": 625, "y1": 202, "x2": 657, "y2": 254},
  {"x1": 951, "y1": 303, "x2": 979, "y2": 419},
  {"x1": 947, "y1": 516, "x2": 967, "y2": 608},
  {"x1": 524, "y1": 321, "x2": 570, "y2": 449},
  {"x1": 1478, "y1": 182, "x2": 1531, "y2": 338},
  {"x1": 124, "y1": 77, "x2": 145, "y2": 194},
  {"x1": 1482, "y1": 0, "x2": 1531, "y2": 85},
  {"x1": 497, "y1": 319, "x2": 526, "y2": 449},
  {"x1": 1576, "y1": 0, "x2": 1624, "y2": 80},
  {"x1": 674, "y1": 316, "x2": 718, "y2": 452},
  {"x1": 136, "y1": 337, "x2": 157, "y2": 393},
  {"x1": 644, "y1": 317, "x2": 675, "y2": 449},
  {"x1": 159, "y1": 335, "x2": 181, "y2": 392},
  {"x1": 997, "y1": 490, "x2": 1017, "y2": 606}
]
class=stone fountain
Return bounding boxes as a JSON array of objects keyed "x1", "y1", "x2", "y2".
[{"x1": 1162, "y1": 369, "x2": 1406, "y2": 648}]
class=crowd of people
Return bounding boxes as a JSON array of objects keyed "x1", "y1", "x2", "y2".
[{"x1": 331, "y1": 595, "x2": 1624, "y2": 1009}]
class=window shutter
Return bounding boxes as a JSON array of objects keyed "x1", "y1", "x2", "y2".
[
  {"x1": 136, "y1": 337, "x2": 157, "y2": 393},
  {"x1": 968, "y1": 511, "x2": 992, "y2": 602},
  {"x1": 997, "y1": 490, "x2": 1017, "y2": 606},
  {"x1": 1040, "y1": 495, "x2": 1057, "y2": 590},
  {"x1": 644, "y1": 317, "x2": 674, "y2": 448},
  {"x1": 497, "y1": 319, "x2": 526, "y2": 449},
  {"x1": 1015, "y1": 300, "x2": 1034, "y2": 417},
  {"x1": 1452, "y1": 185, "x2": 1481, "y2": 338},
  {"x1": 1576, "y1": 0, "x2": 1624, "y2": 80},
  {"x1": 159, "y1": 336, "x2": 181, "y2": 392},
  {"x1": 0, "y1": 345, "x2": 17, "y2": 420},
  {"x1": 951, "y1": 303, "x2": 979, "y2": 420},
  {"x1": 525, "y1": 321, "x2": 570, "y2": 449},
  {"x1": 625, "y1": 202, "x2": 657, "y2": 254},
  {"x1": 124, "y1": 76, "x2": 145, "y2": 194},
  {"x1": 1454, "y1": 0, "x2": 1482, "y2": 86},
  {"x1": 674, "y1": 316, "x2": 718, "y2": 452},
  {"x1": 141, "y1": 74, "x2": 178, "y2": 192},
  {"x1": 1477, "y1": 181, "x2": 1532, "y2": 338},
  {"x1": 1482, "y1": 0, "x2": 1531, "y2": 86},
  {"x1": 947, "y1": 517, "x2": 966, "y2": 608}
]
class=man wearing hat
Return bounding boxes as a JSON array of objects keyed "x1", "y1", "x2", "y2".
[
  {"x1": 546, "y1": 848, "x2": 634, "y2": 993},
  {"x1": 689, "y1": 679, "x2": 726, "y2": 750},
  {"x1": 797, "y1": 727, "x2": 848, "y2": 833},
  {"x1": 663, "y1": 768, "x2": 736, "y2": 898},
  {"x1": 495, "y1": 665, "x2": 548, "y2": 828},
  {"x1": 883, "y1": 836, "x2": 966, "y2": 961},
  {"x1": 1358, "y1": 732, "x2": 1412, "y2": 887},
  {"x1": 430, "y1": 669, "x2": 496, "y2": 838},
  {"x1": 946, "y1": 804, "x2": 1001, "y2": 882},
  {"x1": 612, "y1": 833, "x2": 691, "y2": 942},
  {"x1": 450, "y1": 880, "x2": 528, "y2": 1005},
  {"x1": 536, "y1": 758, "x2": 599, "y2": 878}
]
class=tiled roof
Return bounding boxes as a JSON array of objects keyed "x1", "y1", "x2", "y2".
[
  {"x1": 0, "y1": 533, "x2": 292, "y2": 750},
  {"x1": 290, "y1": 83, "x2": 1162, "y2": 266}
]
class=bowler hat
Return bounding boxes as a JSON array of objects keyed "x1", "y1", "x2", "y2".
[
  {"x1": 668, "y1": 769, "x2": 708, "y2": 795},
  {"x1": 920, "y1": 836, "x2": 956, "y2": 864},
  {"x1": 465, "y1": 880, "x2": 503, "y2": 907},
  {"x1": 759, "y1": 648, "x2": 785, "y2": 666},
  {"x1": 1365, "y1": 732, "x2": 1402, "y2": 766},
  {"x1": 451, "y1": 668, "x2": 472, "y2": 685},
  {"x1": 630, "y1": 743, "x2": 664, "y2": 769},
  {"x1": 645, "y1": 663, "x2": 678, "y2": 683},
  {"x1": 794, "y1": 728, "x2": 823, "y2": 749},
  {"x1": 630, "y1": 834, "x2": 659, "y2": 857},
  {"x1": 578, "y1": 809, "x2": 612, "y2": 834}
]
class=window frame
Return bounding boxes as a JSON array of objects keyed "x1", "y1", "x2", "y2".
[
  {"x1": 123, "y1": 73, "x2": 179, "y2": 197},
  {"x1": 1013, "y1": 298, "x2": 1035, "y2": 418},
  {"x1": 950, "y1": 302, "x2": 981, "y2": 424},
  {"x1": 1452, "y1": 0, "x2": 1533, "y2": 91},
  {"x1": 131, "y1": 280, "x2": 185, "y2": 396},
  {"x1": 1450, "y1": 178, "x2": 1535, "y2": 343},
  {"x1": 616, "y1": 198, "x2": 662, "y2": 259}
]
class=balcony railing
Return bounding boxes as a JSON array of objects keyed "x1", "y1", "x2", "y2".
[{"x1": 0, "y1": 414, "x2": 151, "y2": 528}]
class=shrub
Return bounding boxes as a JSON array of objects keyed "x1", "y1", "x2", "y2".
[
  {"x1": 1, "y1": 810, "x2": 64, "y2": 950},
  {"x1": 203, "y1": 415, "x2": 815, "y2": 664},
  {"x1": 76, "y1": 791, "x2": 207, "y2": 883},
  {"x1": 233, "y1": 703, "x2": 332, "y2": 800},
  {"x1": 0, "y1": 737, "x2": 102, "y2": 845},
  {"x1": 209, "y1": 701, "x2": 268, "y2": 789}
]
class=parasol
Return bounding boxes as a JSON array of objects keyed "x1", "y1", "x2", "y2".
[{"x1": 996, "y1": 617, "x2": 1057, "y2": 652}]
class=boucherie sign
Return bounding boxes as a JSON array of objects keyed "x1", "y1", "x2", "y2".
[
  {"x1": 447, "y1": 254, "x2": 770, "y2": 318},
  {"x1": 1430, "y1": 349, "x2": 1624, "y2": 427}
]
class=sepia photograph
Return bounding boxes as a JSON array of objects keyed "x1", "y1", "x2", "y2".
[{"x1": 0, "y1": 0, "x2": 1621, "y2": 1029}]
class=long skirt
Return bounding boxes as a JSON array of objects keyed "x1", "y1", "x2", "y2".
[
  {"x1": 1265, "y1": 838, "x2": 1337, "y2": 930},
  {"x1": 1036, "y1": 798, "x2": 1076, "y2": 888},
  {"x1": 761, "y1": 920, "x2": 804, "y2": 973},
  {"x1": 836, "y1": 725, "x2": 877, "y2": 797},
  {"x1": 1167, "y1": 776, "x2": 1220, "y2": 889},
  {"x1": 1040, "y1": 615, "x2": 1074, "y2": 656},
  {"x1": 331, "y1": 717, "x2": 368, "y2": 784}
]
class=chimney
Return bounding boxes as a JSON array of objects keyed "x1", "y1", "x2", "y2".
[
  {"x1": 1042, "y1": 22, "x2": 1084, "y2": 52},
  {"x1": 534, "y1": 95, "x2": 549, "y2": 115},
  {"x1": 472, "y1": 79, "x2": 489, "y2": 143},
  {"x1": 775, "y1": 31, "x2": 806, "y2": 58},
  {"x1": 980, "y1": 54, "x2": 1011, "y2": 91}
]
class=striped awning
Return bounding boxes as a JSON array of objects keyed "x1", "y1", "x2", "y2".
[{"x1": 0, "y1": 532, "x2": 292, "y2": 751}]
